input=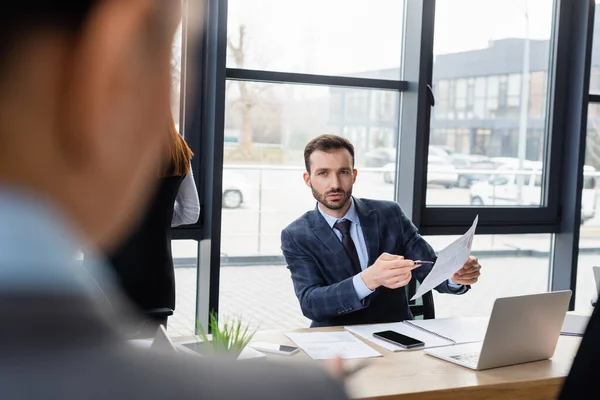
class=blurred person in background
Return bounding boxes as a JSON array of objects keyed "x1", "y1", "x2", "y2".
[
  {"x1": 0, "y1": 1, "x2": 347, "y2": 399},
  {"x1": 106, "y1": 112, "x2": 199, "y2": 337}
]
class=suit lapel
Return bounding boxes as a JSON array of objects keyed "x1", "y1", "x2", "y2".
[
  {"x1": 355, "y1": 198, "x2": 380, "y2": 266},
  {"x1": 309, "y1": 207, "x2": 357, "y2": 278}
]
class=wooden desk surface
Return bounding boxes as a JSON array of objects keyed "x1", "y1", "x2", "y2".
[{"x1": 251, "y1": 327, "x2": 580, "y2": 400}]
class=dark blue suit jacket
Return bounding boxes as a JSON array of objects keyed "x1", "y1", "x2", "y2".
[{"x1": 281, "y1": 198, "x2": 467, "y2": 327}]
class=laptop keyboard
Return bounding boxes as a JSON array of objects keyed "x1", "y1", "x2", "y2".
[{"x1": 450, "y1": 351, "x2": 480, "y2": 367}]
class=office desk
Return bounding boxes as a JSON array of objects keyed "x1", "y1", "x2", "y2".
[{"x1": 252, "y1": 327, "x2": 580, "y2": 400}]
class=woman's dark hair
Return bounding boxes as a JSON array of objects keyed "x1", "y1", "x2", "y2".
[{"x1": 159, "y1": 113, "x2": 193, "y2": 177}]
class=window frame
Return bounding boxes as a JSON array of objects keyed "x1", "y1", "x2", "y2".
[{"x1": 183, "y1": 0, "x2": 595, "y2": 327}]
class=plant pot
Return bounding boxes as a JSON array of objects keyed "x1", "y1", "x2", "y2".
[{"x1": 179, "y1": 340, "x2": 246, "y2": 359}]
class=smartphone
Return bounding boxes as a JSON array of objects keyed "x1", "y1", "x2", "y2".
[
  {"x1": 248, "y1": 341, "x2": 299, "y2": 356},
  {"x1": 372, "y1": 330, "x2": 424, "y2": 349}
]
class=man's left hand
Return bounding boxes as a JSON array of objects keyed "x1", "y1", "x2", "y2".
[{"x1": 452, "y1": 256, "x2": 481, "y2": 286}]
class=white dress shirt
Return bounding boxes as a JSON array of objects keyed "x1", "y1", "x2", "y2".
[{"x1": 171, "y1": 165, "x2": 200, "y2": 227}]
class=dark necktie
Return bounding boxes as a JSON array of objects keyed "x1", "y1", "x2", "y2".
[{"x1": 333, "y1": 219, "x2": 362, "y2": 275}]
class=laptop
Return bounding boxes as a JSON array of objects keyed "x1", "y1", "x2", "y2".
[{"x1": 425, "y1": 290, "x2": 572, "y2": 370}]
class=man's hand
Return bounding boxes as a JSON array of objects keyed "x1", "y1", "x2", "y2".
[
  {"x1": 360, "y1": 253, "x2": 420, "y2": 291},
  {"x1": 452, "y1": 256, "x2": 481, "y2": 285}
]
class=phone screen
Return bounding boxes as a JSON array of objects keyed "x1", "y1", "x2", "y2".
[
  {"x1": 373, "y1": 330, "x2": 424, "y2": 348},
  {"x1": 279, "y1": 345, "x2": 298, "y2": 353}
]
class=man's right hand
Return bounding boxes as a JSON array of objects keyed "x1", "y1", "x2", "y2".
[{"x1": 360, "y1": 253, "x2": 420, "y2": 291}]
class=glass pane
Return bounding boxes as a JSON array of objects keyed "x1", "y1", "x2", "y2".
[
  {"x1": 575, "y1": 103, "x2": 600, "y2": 314},
  {"x1": 219, "y1": 82, "x2": 400, "y2": 329},
  {"x1": 172, "y1": 23, "x2": 183, "y2": 129},
  {"x1": 590, "y1": 2, "x2": 600, "y2": 94},
  {"x1": 220, "y1": 81, "x2": 399, "y2": 258},
  {"x1": 170, "y1": 240, "x2": 199, "y2": 336},
  {"x1": 424, "y1": 234, "x2": 552, "y2": 318},
  {"x1": 429, "y1": 0, "x2": 554, "y2": 205},
  {"x1": 226, "y1": 0, "x2": 404, "y2": 79}
]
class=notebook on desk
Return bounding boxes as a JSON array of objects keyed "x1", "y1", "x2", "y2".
[
  {"x1": 561, "y1": 313, "x2": 590, "y2": 336},
  {"x1": 345, "y1": 317, "x2": 489, "y2": 352}
]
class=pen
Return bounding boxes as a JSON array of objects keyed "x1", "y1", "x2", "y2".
[{"x1": 414, "y1": 260, "x2": 434, "y2": 265}]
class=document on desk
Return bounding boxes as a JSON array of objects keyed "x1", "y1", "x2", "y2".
[
  {"x1": 345, "y1": 317, "x2": 488, "y2": 352},
  {"x1": 561, "y1": 313, "x2": 590, "y2": 336},
  {"x1": 412, "y1": 215, "x2": 478, "y2": 300},
  {"x1": 285, "y1": 331, "x2": 382, "y2": 360}
]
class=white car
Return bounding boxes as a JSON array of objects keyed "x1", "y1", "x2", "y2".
[
  {"x1": 383, "y1": 155, "x2": 458, "y2": 188},
  {"x1": 469, "y1": 162, "x2": 597, "y2": 224},
  {"x1": 222, "y1": 170, "x2": 251, "y2": 209}
]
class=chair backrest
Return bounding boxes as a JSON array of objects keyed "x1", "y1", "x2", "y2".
[{"x1": 407, "y1": 277, "x2": 435, "y2": 319}]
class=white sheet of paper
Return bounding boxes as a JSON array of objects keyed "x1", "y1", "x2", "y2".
[
  {"x1": 412, "y1": 215, "x2": 478, "y2": 300},
  {"x1": 285, "y1": 331, "x2": 382, "y2": 360}
]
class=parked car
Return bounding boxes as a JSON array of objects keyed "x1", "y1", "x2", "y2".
[
  {"x1": 428, "y1": 155, "x2": 459, "y2": 188},
  {"x1": 382, "y1": 155, "x2": 458, "y2": 188},
  {"x1": 489, "y1": 157, "x2": 524, "y2": 168},
  {"x1": 222, "y1": 170, "x2": 251, "y2": 209},
  {"x1": 383, "y1": 165, "x2": 395, "y2": 184},
  {"x1": 364, "y1": 147, "x2": 396, "y2": 168},
  {"x1": 429, "y1": 145, "x2": 453, "y2": 160},
  {"x1": 469, "y1": 162, "x2": 597, "y2": 224},
  {"x1": 449, "y1": 154, "x2": 496, "y2": 188}
]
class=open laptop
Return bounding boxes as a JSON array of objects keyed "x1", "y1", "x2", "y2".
[{"x1": 425, "y1": 290, "x2": 571, "y2": 370}]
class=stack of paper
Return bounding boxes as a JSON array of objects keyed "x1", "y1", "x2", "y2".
[
  {"x1": 561, "y1": 314, "x2": 590, "y2": 336},
  {"x1": 413, "y1": 215, "x2": 478, "y2": 300},
  {"x1": 285, "y1": 331, "x2": 382, "y2": 360}
]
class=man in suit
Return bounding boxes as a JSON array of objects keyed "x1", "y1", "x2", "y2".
[
  {"x1": 0, "y1": 2, "x2": 347, "y2": 399},
  {"x1": 282, "y1": 134, "x2": 482, "y2": 327}
]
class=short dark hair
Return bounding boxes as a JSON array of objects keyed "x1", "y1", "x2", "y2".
[
  {"x1": 0, "y1": 3, "x2": 96, "y2": 73},
  {"x1": 304, "y1": 134, "x2": 355, "y2": 173}
]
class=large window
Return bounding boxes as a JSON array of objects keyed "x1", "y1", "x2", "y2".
[
  {"x1": 171, "y1": 23, "x2": 183, "y2": 127},
  {"x1": 183, "y1": 0, "x2": 593, "y2": 329},
  {"x1": 226, "y1": 0, "x2": 404, "y2": 79},
  {"x1": 428, "y1": 0, "x2": 554, "y2": 207},
  {"x1": 589, "y1": 1, "x2": 600, "y2": 94},
  {"x1": 168, "y1": 19, "x2": 198, "y2": 336},
  {"x1": 426, "y1": 234, "x2": 552, "y2": 318},
  {"x1": 217, "y1": 0, "x2": 407, "y2": 328},
  {"x1": 219, "y1": 83, "x2": 399, "y2": 257},
  {"x1": 170, "y1": 240, "x2": 198, "y2": 336},
  {"x1": 216, "y1": 234, "x2": 555, "y2": 330}
]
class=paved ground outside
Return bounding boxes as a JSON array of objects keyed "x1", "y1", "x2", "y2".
[{"x1": 167, "y1": 253, "x2": 599, "y2": 337}]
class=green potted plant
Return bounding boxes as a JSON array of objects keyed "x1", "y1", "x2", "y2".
[{"x1": 196, "y1": 311, "x2": 256, "y2": 359}]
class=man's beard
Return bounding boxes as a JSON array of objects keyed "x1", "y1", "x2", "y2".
[{"x1": 311, "y1": 185, "x2": 353, "y2": 210}]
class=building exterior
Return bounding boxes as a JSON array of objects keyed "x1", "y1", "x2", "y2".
[{"x1": 329, "y1": 15, "x2": 600, "y2": 167}]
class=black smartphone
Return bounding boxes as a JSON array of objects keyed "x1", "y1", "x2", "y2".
[{"x1": 372, "y1": 330, "x2": 424, "y2": 349}]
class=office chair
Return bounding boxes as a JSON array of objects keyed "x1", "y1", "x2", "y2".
[
  {"x1": 135, "y1": 307, "x2": 174, "y2": 338},
  {"x1": 407, "y1": 277, "x2": 435, "y2": 320}
]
